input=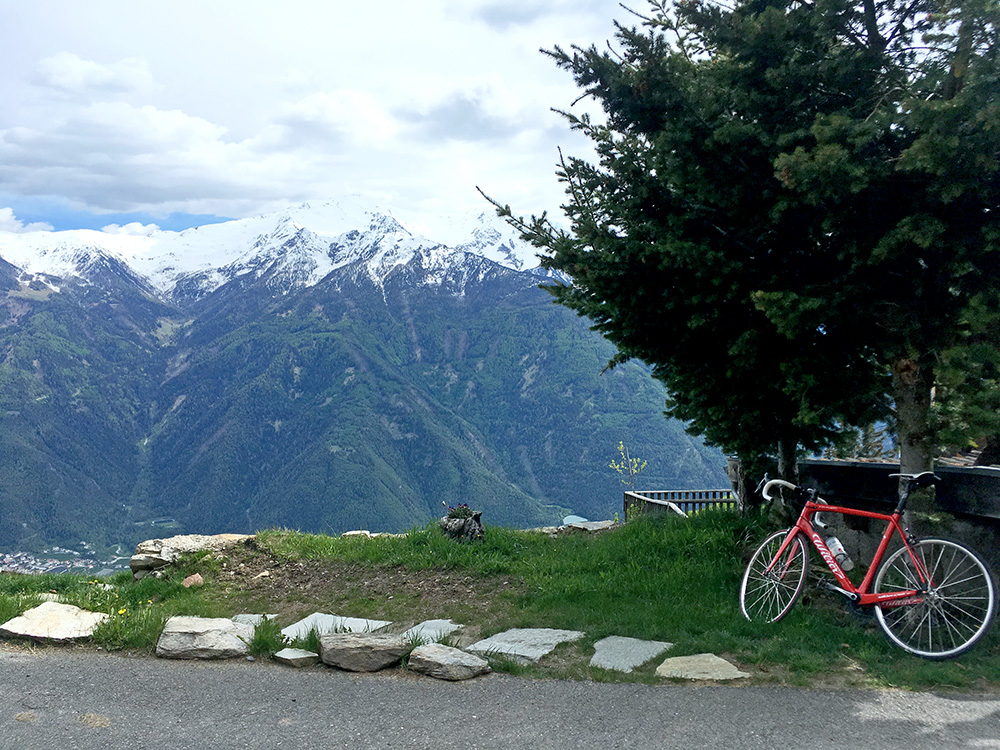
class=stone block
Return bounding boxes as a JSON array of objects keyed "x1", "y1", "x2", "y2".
[
  {"x1": 590, "y1": 635, "x2": 673, "y2": 673},
  {"x1": 408, "y1": 643, "x2": 490, "y2": 681},
  {"x1": 655, "y1": 653, "x2": 750, "y2": 681},
  {"x1": 401, "y1": 619, "x2": 463, "y2": 644},
  {"x1": 466, "y1": 628, "x2": 584, "y2": 664},
  {"x1": 0, "y1": 602, "x2": 108, "y2": 641},
  {"x1": 231, "y1": 614, "x2": 278, "y2": 627},
  {"x1": 155, "y1": 616, "x2": 254, "y2": 659},
  {"x1": 281, "y1": 613, "x2": 391, "y2": 642},
  {"x1": 319, "y1": 632, "x2": 410, "y2": 672},
  {"x1": 130, "y1": 533, "x2": 252, "y2": 577},
  {"x1": 274, "y1": 648, "x2": 320, "y2": 667}
]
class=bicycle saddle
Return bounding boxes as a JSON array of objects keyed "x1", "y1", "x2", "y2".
[{"x1": 889, "y1": 471, "x2": 940, "y2": 487}]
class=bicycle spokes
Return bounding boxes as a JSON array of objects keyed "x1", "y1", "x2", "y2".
[
  {"x1": 740, "y1": 530, "x2": 809, "y2": 623},
  {"x1": 874, "y1": 539, "x2": 996, "y2": 659}
]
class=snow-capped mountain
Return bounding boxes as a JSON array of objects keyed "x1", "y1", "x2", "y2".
[
  {"x1": 0, "y1": 195, "x2": 727, "y2": 555},
  {"x1": 0, "y1": 198, "x2": 543, "y2": 303}
]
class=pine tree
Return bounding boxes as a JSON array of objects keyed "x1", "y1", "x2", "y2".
[{"x1": 492, "y1": 0, "x2": 1000, "y2": 495}]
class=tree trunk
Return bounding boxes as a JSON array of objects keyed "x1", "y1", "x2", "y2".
[
  {"x1": 892, "y1": 356, "x2": 935, "y2": 521},
  {"x1": 892, "y1": 356, "x2": 933, "y2": 475},
  {"x1": 776, "y1": 438, "x2": 798, "y2": 481},
  {"x1": 726, "y1": 456, "x2": 757, "y2": 515}
]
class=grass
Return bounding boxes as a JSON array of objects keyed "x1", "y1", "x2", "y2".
[
  {"x1": 1, "y1": 512, "x2": 999, "y2": 690},
  {"x1": 247, "y1": 617, "x2": 285, "y2": 657},
  {"x1": 289, "y1": 627, "x2": 323, "y2": 654}
]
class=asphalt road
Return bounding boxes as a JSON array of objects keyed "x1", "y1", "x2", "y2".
[{"x1": 1, "y1": 647, "x2": 998, "y2": 750}]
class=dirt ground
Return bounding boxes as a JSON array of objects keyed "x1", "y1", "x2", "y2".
[{"x1": 209, "y1": 539, "x2": 520, "y2": 640}]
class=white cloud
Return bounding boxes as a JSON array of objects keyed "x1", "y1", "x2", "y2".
[
  {"x1": 270, "y1": 91, "x2": 400, "y2": 149},
  {"x1": 0, "y1": 207, "x2": 53, "y2": 233},
  {"x1": 32, "y1": 52, "x2": 155, "y2": 97},
  {"x1": 0, "y1": 1, "x2": 623, "y2": 234},
  {"x1": 101, "y1": 221, "x2": 160, "y2": 235}
]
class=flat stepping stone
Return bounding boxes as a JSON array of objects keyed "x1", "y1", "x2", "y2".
[
  {"x1": 466, "y1": 628, "x2": 584, "y2": 664},
  {"x1": 281, "y1": 613, "x2": 391, "y2": 642},
  {"x1": 408, "y1": 643, "x2": 491, "y2": 681},
  {"x1": 0, "y1": 601, "x2": 108, "y2": 642},
  {"x1": 156, "y1": 616, "x2": 254, "y2": 660},
  {"x1": 402, "y1": 619, "x2": 463, "y2": 644},
  {"x1": 590, "y1": 635, "x2": 673, "y2": 673},
  {"x1": 655, "y1": 653, "x2": 750, "y2": 681},
  {"x1": 319, "y1": 632, "x2": 409, "y2": 672},
  {"x1": 274, "y1": 647, "x2": 320, "y2": 668}
]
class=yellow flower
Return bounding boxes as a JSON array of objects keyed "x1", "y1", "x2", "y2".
[{"x1": 118, "y1": 608, "x2": 127, "y2": 615}]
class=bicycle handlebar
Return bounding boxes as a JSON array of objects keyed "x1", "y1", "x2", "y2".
[
  {"x1": 761, "y1": 478, "x2": 830, "y2": 527},
  {"x1": 761, "y1": 471, "x2": 943, "y2": 520},
  {"x1": 761, "y1": 478, "x2": 797, "y2": 501}
]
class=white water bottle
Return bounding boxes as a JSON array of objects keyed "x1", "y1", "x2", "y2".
[{"x1": 826, "y1": 536, "x2": 854, "y2": 571}]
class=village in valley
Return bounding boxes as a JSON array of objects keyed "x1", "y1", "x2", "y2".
[{"x1": 0, "y1": 545, "x2": 126, "y2": 576}]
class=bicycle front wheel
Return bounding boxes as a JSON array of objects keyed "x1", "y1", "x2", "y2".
[
  {"x1": 740, "y1": 529, "x2": 809, "y2": 623},
  {"x1": 874, "y1": 538, "x2": 997, "y2": 659}
]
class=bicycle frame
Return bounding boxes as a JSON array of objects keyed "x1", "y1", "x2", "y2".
[{"x1": 768, "y1": 500, "x2": 930, "y2": 608}]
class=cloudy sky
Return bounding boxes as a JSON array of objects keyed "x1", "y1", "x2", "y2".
[{"x1": 0, "y1": 0, "x2": 631, "y2": 240}]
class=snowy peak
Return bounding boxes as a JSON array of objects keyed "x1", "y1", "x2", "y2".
[
  {"x1": 453, "y1": 211, "x2": 540, "y2": 272},
  {"x1": 0, "y1": 198, "x2": 541, "y2": 302}
]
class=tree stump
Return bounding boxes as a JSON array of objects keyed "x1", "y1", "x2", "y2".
[{"x1": 439, "y1": 511, "x2": 484, "y2": 542}]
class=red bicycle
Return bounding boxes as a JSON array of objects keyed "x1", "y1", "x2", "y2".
[{"x1": 739, "y1": 471, "x2": 997, "y2": 659}]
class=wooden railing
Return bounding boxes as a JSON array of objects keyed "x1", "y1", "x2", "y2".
[{"x1": 624, "y1": 489, "x2": 737, "y2": 521}]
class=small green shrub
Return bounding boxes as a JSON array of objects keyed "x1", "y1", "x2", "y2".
[
  {"x1": 290, "y1": 627, "x2": 322, "y2": 654},
  {"x1": 445, "y1": 503, "x2": 476, "y2": 519},
  {"x1": 247, "y1": 617, "x2": 285, "y2": 657}
]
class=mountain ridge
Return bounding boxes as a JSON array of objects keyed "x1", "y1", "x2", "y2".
[
  {"x1": 0, "y1": 198, "x2": 727, "y2": 554},
  {"x1": 0, "y1": 198, "x2": 542, "y2": 303}
]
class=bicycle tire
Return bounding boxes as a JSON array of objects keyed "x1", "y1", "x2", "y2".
[
  {"x1": 740, "y1": 529, "x2": 809, "y2": 623},
  {"x1": 874, "y1": 538, "x2": 997, "y2": 659}
]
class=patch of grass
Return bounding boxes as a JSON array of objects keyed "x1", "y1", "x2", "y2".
[
  {"x1": 0, "y1": 592, "x2": 43, "y2": 624},
  {"x1": 258, "y1": 524, "x2": 554, "y2": 576},
  {"x1": 289, "y1": 627, "x2": 322, "y2": 654},
  {"x1": 91, "y1": 606, "x2": 168, "y2": 651},
  {"x1": 482, "y1": 651, "x2": 530, "y2": 676},
  {"x1": 247, "y1": 617, "x2": 285, "y2": 657}
]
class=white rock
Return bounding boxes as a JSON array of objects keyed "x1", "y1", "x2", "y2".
[
  {"x1": 281, "y1": 613, "x2": 391, "y2": 641},
  {"x1": 130, "y1": 533, "x2": 252, "y2": 576},
  {"x1": 0, "y1": 602, "x2": 108, "y2": 641},
  {"x1": 402, "y1": 619, "x2": 463, "y2": 644},
  {"x1": 155, "y1": 616, "x2": 254, "y2": 659},
  {"x1": 319, "y1": 632, "x2": 410, "y2": 672},
  {"x1": 274, "y1": 648, "x2": 320, "y2": 668},
  {"x1": 590, "y1": 635, "x2": 673, "y2": 673},
  {"x1": 655, "y1": 653, "x2": 750, "y2": 680},
  {"x1": 466, "y1": 628, "x2": 585, "y2": 664},
  {"x1": 408, "y1": 643, "x2": 491, "y2": 681}
]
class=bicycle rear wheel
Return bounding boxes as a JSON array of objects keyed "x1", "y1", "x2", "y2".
[
  {"x1": 874, "y1": 538, "x2": 996, "y2": 659},
  {"x1": 740, "y1": 530, "x2": 809, "y2": 623}
]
